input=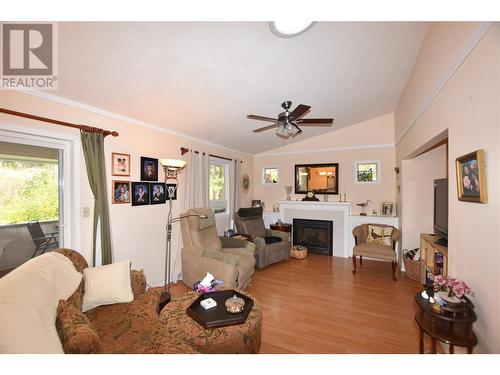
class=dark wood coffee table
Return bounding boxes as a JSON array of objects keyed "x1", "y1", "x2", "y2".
[
  {"x1": 270, "y1": 223, "x2": 292, "y2": 233},
  {"x1": 187, "y1": 290, "x2": 254, "y2": 329}
]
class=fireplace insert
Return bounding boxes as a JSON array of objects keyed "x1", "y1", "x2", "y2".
[{"x1": 293, "y1": 218, "x2": 333, "y2": 256}]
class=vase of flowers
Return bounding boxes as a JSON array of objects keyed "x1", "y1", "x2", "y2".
[{"x1": 431, "y1": 274, "x2": 475, "y2": 304}]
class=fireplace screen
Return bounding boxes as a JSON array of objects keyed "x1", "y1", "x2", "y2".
[{"x1": 293, "y1": 218, "x2": 333, "y2": 256}]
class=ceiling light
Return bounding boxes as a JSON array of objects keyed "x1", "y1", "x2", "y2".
[
  {"x1": 276, "y1": 122, "x2": 299, "y2": 138},
  {"x1": 269, "y1": 21, "x2": 314, "y2": 38}
]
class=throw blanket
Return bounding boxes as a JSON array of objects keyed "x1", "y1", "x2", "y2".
[{"x1": 0, "y1": 252, "x2": 83, "y2": 353}]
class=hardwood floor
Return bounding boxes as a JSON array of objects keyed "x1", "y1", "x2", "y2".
[
  {"x1": 172, "y1": 255, "x2": 428, "y2": 354},
  {"x1": 246, "y1": 255, "x2": 423, "y2": 354}
]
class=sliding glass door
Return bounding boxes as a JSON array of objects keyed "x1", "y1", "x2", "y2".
[{"x1": 0, "y1": 141, "x2": 64, "y2": 275}]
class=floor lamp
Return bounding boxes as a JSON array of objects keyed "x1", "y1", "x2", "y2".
[{"x1": 158, "y1": 158, "x2": 186, "y2": 309}]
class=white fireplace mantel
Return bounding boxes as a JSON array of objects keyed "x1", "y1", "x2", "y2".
[{"x1": 278, "y1": 200, "x2": 352, "y2": 257}]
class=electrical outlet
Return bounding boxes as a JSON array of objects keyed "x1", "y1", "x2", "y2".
[{"x1": 83, "y1": 207, "x2": 90, "y2": 217}]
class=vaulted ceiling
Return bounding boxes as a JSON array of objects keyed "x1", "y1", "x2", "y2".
[{"x1": 54, "y1": 22, "x2": 429, "y2": 154}]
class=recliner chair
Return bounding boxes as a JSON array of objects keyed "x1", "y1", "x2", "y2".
[
  {"x1": 180, "y1": 208, "x2": 255, "y2": 290},
  {"x1": 234, "y1": 207, "x2": 290, "y2": 269}
]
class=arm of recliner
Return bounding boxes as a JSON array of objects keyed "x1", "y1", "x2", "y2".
[
  {"x1": 220, "y1": 236, "x2": 255, "y2": 254},
  {"x1": 183, "y1": 247, "x2": 240, "y2": 287},
  {"x1": 270, "y1": 230, "x2": 290, "y2": 242}
]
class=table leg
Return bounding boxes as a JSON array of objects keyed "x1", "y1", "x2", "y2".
[
  {"x1": 419, "y1": 328, "x2": 424, "y2": 354},
  {"x1": 467, "y1": 346, "x2": 473, "y2": 354},
  {"x1": 449, "y1": 345, "x2": 454, "y2": 354},
  {"x1": 431, "y1": 338, "x2": 437, "y2": 354}
]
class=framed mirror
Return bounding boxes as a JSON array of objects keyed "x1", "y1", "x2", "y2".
[{"x1": 295, "y1": 163, "x2": 339, "y2": 195}]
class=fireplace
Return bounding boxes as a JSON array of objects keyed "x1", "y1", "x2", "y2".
[{"x1": 293, "y1": 218, "x2": 333, "y2": 256}]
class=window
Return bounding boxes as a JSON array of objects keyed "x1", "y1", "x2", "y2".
[
  {"x1": 355, "y1": 161, "x2": 380, "y2": 183},
  {"x1": 0, "y1": 141, "x2": 63, "y2": 274},
  {"x1": 209, "y1": 157, "x2": 229, "y2": 215},
  {"x1": 263, "y1": 167, "x2": 279, "y2": 184}
]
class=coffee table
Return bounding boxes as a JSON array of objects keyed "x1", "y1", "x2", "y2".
[{"x1": 159, "y1": 290, "x2": 262, "y2": 353}]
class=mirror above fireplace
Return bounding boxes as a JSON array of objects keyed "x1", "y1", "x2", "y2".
[{"x1": 295, "y1": 163, "x2": 339, "y2": 195}]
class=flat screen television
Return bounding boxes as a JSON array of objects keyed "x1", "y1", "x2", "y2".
[{"x1": 434, "y1": 178, "x2": 448, "y2": 247}]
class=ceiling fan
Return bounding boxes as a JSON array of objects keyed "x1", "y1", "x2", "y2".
[{"x1": 247, "y1": 101, "x2": 334, "y2": 138}]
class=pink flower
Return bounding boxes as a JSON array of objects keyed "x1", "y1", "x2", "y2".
[{"x1": 463, "y1": 175, "x2": 471, "y2": 189}]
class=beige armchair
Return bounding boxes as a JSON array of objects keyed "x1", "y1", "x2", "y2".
[
  {"x1": 352, "y1": 224, "x2": 400, "y2": 281},
  {"x1": 180, "y1": 208, "x2": 255, "y2": 290},
  {"x1": 235, "y1": 207, "x2": 290, "y2": 269}
]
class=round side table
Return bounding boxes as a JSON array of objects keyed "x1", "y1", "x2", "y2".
[{"x1": 414, "y1": 292, "x2": 477, "y2": 354}]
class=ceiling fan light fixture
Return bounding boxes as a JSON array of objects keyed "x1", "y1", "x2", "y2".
[
  {"x1": 270, "y1": 21, "x2": 314, "y2": 38},
  {"x1": 276, "y1": 123, "x2": 299, "y2": 138}
]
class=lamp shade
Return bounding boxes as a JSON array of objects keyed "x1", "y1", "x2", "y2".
[{"x1": 159, "y1": 159, "x2": 187, "y2": 170}]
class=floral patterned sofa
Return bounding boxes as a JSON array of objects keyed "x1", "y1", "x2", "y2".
[
  {"x1": 58, "y1": 249, "x2": 262, "y2": 354},
  {"x1": 56, "y1": 249, "x2": 197, "y2": 354}
]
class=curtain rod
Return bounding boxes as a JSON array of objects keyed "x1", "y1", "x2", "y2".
[
  {"x1": 0, "y1": 107, "x2": 119, "y2": 137},
  {"x1": 180, "y1": 147, "x2": 243, "y2": 163}
]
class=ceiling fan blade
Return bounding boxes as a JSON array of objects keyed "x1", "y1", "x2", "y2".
[
  {"x1": 297, "y1": 118, "x2": 334, "y2": 124},
  {"x1": 253, "y1": 123, "x2": 278, "y2": 133},
  {"x1": 293, "y1": 123, "x2": 303, "y2": 134},
  {"x1": 247, "y1": 114, "x2": 278, "y2": 122},
  {"x1": 290, "y1": 104, "x2": 311, "y2": 120}
]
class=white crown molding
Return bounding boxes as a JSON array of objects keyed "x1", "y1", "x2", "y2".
[
  {"x1": 9, "y1": 88, "x2": 253, "y2": 157},
  {"x1": 254, "y1": 143, "x2": 395, "y2": 157},
  {"x1": 395, "y1": 22, "x2": 494, "y2": 146}
]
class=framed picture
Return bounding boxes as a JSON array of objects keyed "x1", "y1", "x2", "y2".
[
  {"x1": 241, "y1": 174, "x2": 250, "y2": 193},
  {"x1": 112, "y1": 152, "x2": 130, "y2": 176},
  {"x1": 381, "y1": 202, "x2": 396, "y2": 217},
  {"x1": 251, "y1": 199, "x2": 262, "y2": 207},
  {"x1": 140, "y1": 157, "x2": 158, "y2": 181},
  {"x1": 456, "y1": 149, "x2": 487, "y2": 203},
  {"x1": 150, "y1": 183, "x2": 166, "y2": 204},
  {"x1": 131, "y1": 182, "x2": 150, "y2": 206},
  {"x1": 112, "y1": 180, "x2": 130, "y2": 204},
  {"x1": 165, "y1": 183, "x2": 178, "y2": 201}
]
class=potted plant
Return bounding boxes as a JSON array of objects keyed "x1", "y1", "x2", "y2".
[{"x1": 431, "y1": 274, "x2": 475, "y2": 304}]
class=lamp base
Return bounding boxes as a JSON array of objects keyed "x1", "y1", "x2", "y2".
[{"x1": 158, "y1": 291, "x2": 171, "y2": 313}]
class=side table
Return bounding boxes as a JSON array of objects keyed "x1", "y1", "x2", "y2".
[
  {"x1": 414, "y1": 292, "x2": 477, "y2": 354},
  {"x1": 269, "y1": 223, "x2": 292, "y2": 233}
]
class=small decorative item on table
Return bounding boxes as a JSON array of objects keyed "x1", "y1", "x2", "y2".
[
  {"x1": 225, "y1": 295, "x2": 246, "y2": 314},
  {"x1": 290, "y1": 245, "x2": 308, "y2": 259},
  {"x1": 431, "y1": 274, "x2": 475, "y2": 306}
]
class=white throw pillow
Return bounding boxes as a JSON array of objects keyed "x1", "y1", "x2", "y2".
[{"x1": 82, "y1": 260, "x2": 134, "y2": 312}]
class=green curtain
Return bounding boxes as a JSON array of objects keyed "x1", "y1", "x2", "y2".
[{"x1": 80, "y1": 131, "x2": 112, "y2": 266}]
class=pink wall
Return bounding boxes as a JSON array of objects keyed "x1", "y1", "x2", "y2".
[
  {"x1": 253, "y1": 114, "x2": 396, "y2": 215},
  {"x1": 0, "y1": 90, "x2": 254, "y2": 287},
  {"x1": 395, "y1": 23, "x2": 500, "y2": 353},
  {"x1": 395, "y1": 22, "x2": 490, "y2": 142}
]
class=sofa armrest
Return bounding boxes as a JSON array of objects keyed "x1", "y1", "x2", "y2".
[{"x1": 130, "y1": 269, "x2": 146, "y2": 298}]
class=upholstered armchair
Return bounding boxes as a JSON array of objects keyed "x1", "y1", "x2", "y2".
[
  {"x1": 234, "y1": 207, "x2": 290, "y2": 269},
  {"x1": 352, "y1": 224, "x2": 401, "y2": 281},
  {"x1": 180, "y1": 208, "x2": 255, "y2": 290}
]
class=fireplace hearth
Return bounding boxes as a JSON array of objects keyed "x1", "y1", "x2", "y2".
[{"x1": 293, "y1": 218, "x2": 333, "y2": 256}]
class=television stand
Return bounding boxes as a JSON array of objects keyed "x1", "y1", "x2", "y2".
[
  {"x1": 420, "y1": 233, "x2": 448, "y2": 284},
  {"x1": 434, "y1": 238, "x2": 448, "y2": 247}
]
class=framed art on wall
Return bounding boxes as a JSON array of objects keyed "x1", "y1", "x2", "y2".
[
  {"x1": 456, "y1": 149, "x2": 487, "y2": 203},
  {"x1": 150, "y1": 183, "x2": 166, "y2": 204},
  {"x1": 131, "y1": 182, "x2": 150, "y2": 206},
  {"x1": 112, "y1": 152, "x2": 130, "y2": 176},
  {"x1": 112, "y1": 180, "x2": 130, "y2": 204},
  {"x1": 140, "y1": 156, "x2": 158, "y2": 181}
]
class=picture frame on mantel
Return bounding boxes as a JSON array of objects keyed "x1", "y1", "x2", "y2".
[
  {"x1": 455, "y1": 149, "x2": 487, "y2": 203},
  {"x1": 380, "y1": 202, "x2": 396, "y2": 217}
]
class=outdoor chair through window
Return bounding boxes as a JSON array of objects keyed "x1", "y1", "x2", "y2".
[{"x1": 26, "y1": 220, "x2": 59, "y2": 258}]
